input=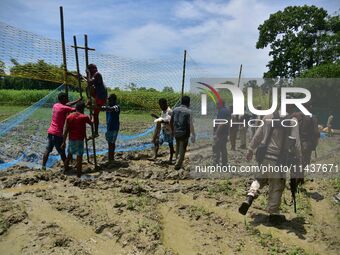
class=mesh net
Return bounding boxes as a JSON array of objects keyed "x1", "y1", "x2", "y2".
[{"x1": 0, "y1": 21, "x2": 208, "y2": 170}]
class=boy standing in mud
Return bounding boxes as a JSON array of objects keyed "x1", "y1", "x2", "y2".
[
  {"x1": 171, "y1": 96, "x2": 195, "y2": 170},
  {"x1": 101, "y1": 94, "x2": 120, "y2": 162},
  {"x1": 61, "y1": 102, "x2": 93, "y2": 178},
  {"x1": 86, "y1": 64, "x2": 107, "y2": 137},
  {"x1": 152, "y1": 98, "x2": 174, "y2": 162},
  {"x1": 42, "y1": 92, "x2": 80, "y2": 170}
]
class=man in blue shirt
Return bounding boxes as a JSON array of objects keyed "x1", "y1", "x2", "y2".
[{"x1": 102, "y1": 94, "x2": 120, "y2": 162}]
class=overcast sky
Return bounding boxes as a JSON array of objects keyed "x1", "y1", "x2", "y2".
[{"x1": 0, "y1": 0, "x2": 338, "y2": 78}]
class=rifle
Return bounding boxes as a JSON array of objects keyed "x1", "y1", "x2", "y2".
[
  {"x1": 290, "y1": 178, "x2": 297, "y2": 213},
  {"x1": 287, "y1": 136, "x2": 299, "y2": 213}
]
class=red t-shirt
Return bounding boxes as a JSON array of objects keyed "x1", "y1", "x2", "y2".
[
  {"x1": 48, "y1": 103, "x2": 75, "y2": 137},
  {"x1": 66, "y1": 112, "x2": 92, "y2": 140}
]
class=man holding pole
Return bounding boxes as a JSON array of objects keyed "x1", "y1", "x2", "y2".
[
  {"x1": 42, "y1": 92, "x2": 80, "y2": 170},
  {"x1": 86, "y1": 64, "x2": 107, "y2": 137},
  {"x1": 62, "y1": 102, "x2": 93, "y2": 178}
]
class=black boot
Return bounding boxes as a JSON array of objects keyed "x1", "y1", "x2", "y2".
[{"x1": 238, "y1": 195, "x2": 254, "y2": 215}]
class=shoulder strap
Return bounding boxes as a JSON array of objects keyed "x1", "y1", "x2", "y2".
[
  {"x1": 264, "y1": 125, "x2": 274, "y2": 146},
  {"x1": 264, "y1": 112, "x2": 278, "y2": 146},
  {"x1": 279, "y1": 115, "x2": 292, "y2": 155}
]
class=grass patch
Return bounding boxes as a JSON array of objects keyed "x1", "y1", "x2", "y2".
[
  {"x1": 126, "y1": 195, "x2": 151, "y2": 211},
  {"x1": 0, "y1": 89, "x2": 181, "y2": 111},
  {"x1": 331, "y1": 178, "x2": 340, "y2": 191},
  {"x1": 288, "y1": 247, "x2": 307, "y2": 255},
  {"x1": 248, "y1": 226, "x2": 307, "y2": 255},
  {"x1": 186, "y1": 205, "x2": 211, "y2": 220},
  {"x1": 0, "y1": 105, "x2": 27, "y2": 121},
  {"x1": 137, "y1": 219, "x2": 161, "y2": 240},
  {"x1": 207, "y1": 180, "x2": 233, "y2": 195}
]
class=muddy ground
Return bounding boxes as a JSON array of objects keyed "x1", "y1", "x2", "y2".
[{"x1": 0, "y1": 140, "x2": 339, "y2": 255}]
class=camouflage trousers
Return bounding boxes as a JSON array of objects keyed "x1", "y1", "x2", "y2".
[
  {"x1": 229, "y1": 128, "x2": 238, "y2": 150},
  {"x1": 247, "y1": 159, "x2": 286, "y2": 214},
  {"x1": 239, "y1": 126, "x2": 247, "y2": 147},
  {"x1": 301, "y1": 142, "x2": 312, "y2": 168}
]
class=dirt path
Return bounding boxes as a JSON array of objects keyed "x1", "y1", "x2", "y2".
[{"x1": 160, "y1": 204, "x2": 201, "y2": 255}]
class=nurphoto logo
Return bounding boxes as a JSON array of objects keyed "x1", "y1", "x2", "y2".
[{"x1": 197, "y1": 81, "x2": 312, "y2": 128}]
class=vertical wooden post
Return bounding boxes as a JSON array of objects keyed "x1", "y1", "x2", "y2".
[
  {"x1": 59, "y1": 6, "x2": 68, "y2": 96},
  {"x1": 237, "y1": 64, "x2": 243, "y2": 88},
  {"x1": 73, "y1": 35, "x2": 89, "y2": 162},
  {"x1": 84, "y1": 34, "x2": 98, "y2": 170},
  {"x1": 181, "y1": 50, "x2": 187, "y2": 97},
  {"x1": 73, "y1": 36, "x2": 83, "y2": 99}
]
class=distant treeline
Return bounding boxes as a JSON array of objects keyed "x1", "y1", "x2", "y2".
[{"x1": 0, "y1": 76, "x2": 62, "y2": 90}]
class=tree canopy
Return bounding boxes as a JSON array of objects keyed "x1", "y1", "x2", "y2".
[
  {"x1": 257, "y1": 5, "x2": 339, "y2": 78},
  {"x1": 0, "y1": 59, "x2": 80, "y2": 90},
  {"x1": 10, "y1": 59, "x2": 65, "y2": 83},
  {"x1": 0, "y1": 60, "x2": 5, "y2": 75},
  {"x1": 162, "y1": 86, "x2": 174, "y2": 93},
  {"x1": 300, "y1": 62, "x2": 340, "y2": 78}
]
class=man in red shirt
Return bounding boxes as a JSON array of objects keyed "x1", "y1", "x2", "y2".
[
  {"x1": 86, "y1": 64, "x2": 107, "y2": 137},
  {"x1": 42, "y1": 92, "x2": 80, "y2": 170},
  {"x1": 62, "y1": 102, "x2": 93, "y2": 177}
]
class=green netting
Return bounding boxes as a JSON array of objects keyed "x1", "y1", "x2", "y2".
[{"x1": 0, "y1": 21, "x2": 209, "y2": 170}]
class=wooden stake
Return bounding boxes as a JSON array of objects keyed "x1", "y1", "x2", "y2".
[
  {"x1": 237, "y1": 64, "x2": 243, "y2": 88},
  {"x1": 73, "y1": 35, "x2": 90, "y2": 163},
  {"x1": 181, "y1": 50, "x2": 187, "y2": 97},
  {"x1": 84, "y1": 34, "x2": 98, "y2": 170},
  {"x1": 59, "y1": 6, "x2": 68, "y2": 96}
]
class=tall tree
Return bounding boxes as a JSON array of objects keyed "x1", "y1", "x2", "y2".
[
  {"x1": 10, "y1": 59, "x2": 64, "y2": 82},
  {"x1": 300, "y1": 62, "x2": 340, "y2": 78},
  {"x1": 8, "y1": 59, "x2": 78, "y2": 89},
  {"x1": 257, "y1": 5, "x2": 339, "y2": 78},
  {"x1": 162, "y1": 86, "x2": 174, "y2": 93},
  {"x1": 0, "y1": 60, "x2": 5, "y2": 75},
  {"x1": 125, "y1": 82, "x2": 137, "y2": 91}
]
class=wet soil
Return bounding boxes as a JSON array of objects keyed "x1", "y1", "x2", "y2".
[{"x1": 0, "y1": 144, "x2": 339, "y2": 255}]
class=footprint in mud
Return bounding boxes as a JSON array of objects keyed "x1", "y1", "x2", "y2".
[
  {"x1": 307, "y1": 192, "x2": 324, "y2": 201},
  {"x1": 80, "y1": 175, "x2": 96, "y2": 181}
]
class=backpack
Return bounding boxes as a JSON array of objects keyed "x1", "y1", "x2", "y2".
[{"x1": 292, "y1": 112, "x2": 320, "y2": 151}]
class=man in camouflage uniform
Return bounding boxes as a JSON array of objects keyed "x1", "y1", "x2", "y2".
[{"x1": 239, "y1": 108, "x2": 302, "y2": 224}]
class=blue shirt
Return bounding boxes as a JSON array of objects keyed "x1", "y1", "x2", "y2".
[{"x1": 106, "y1": 105, "x2": 120, "y2": 131}]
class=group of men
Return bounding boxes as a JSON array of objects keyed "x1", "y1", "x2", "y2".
[
  {"x1": 207, "y1": 101, "x2": 320, "y2": 223},
  {"x1": 41, "y1": 64, "x2": 323, "y2": 223},
  {"x1": 42, "y1": 64, "x2": 197, "y2": 176},
  {"x1": 137, "y1": 96, "x2": 322, "y2": 222},
  {"x1": 152, "y1": 96, "x2": 195, "y2": 170},
  {"x1": 42, "y1": 64, "x2": 120, "y2": 177}
]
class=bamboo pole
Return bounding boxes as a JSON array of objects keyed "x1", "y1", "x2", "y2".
[
  {"x1": 72, "y1": 36, "x2": 83, "y2": 99},
  {"x1": 237, "y1": 64, "x2": 242, "y2": 88},
  {"x1": 181, "y1": 50, "x2": 187, "y2": 97},
  {"x1": 59, "y1": 6, "x2": 68, "y2": 96},
  {"x1": 84, "y1": 34, "x2": 98, "y2": 170},
  {"x1": 73, "y1": 35, "x2": 90, "y2": 163}
]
